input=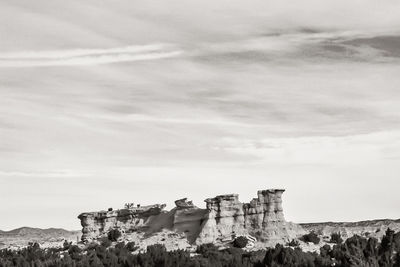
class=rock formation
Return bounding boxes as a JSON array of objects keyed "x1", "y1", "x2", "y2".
[
  {"x1": 78, "y1": 204, "x2": 166, "y2": 242},
  {"x1": 78, "y1": 189, "x2": 302, "y2": 246},
  {"x1": 196, "y1": 189, "x2": 294, "y2": 244},
  {"x1": 174, "y1": 198, "x2": 195, "y2": 209},
  {"x1": 171, "y1": 198, "x2": 208, "y2": 243}
]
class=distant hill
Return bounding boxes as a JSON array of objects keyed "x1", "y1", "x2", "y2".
[
  {"x1": 300, "y1": 218, "x2": 400, "y2": 228},
  {"x1": 1, "y1": 227, "x2": 78, "y2": 236},
  {"x1": 0, "y1": 227, "x2": 81, "y2": 249},
  {"x1": 300, "y1": 218, "x2": 400, "y2": 240}
]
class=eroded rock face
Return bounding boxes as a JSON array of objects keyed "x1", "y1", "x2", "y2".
[
  {"x1": 197, "y1": 189, "x2": 293, "y2": 244},
  {"x1": 174, "y1": 198, "x2": 195, "y2": 209},
  {"x1": 78, "y1": 204, "x2": 166, "y2": 242},
  {"x1": 172, "y1": 198, "x2": 208, "y2": 243},
  {"x1": 78, "y1": 189, "x2": 301, "y2": 245}
]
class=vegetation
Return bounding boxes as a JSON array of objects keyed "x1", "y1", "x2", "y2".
[
  {"x1": 126, "y1": 241, "x2": 139, "y2": 252},
  {"x1": 330, "y1": 232, "x2": 344, "y2": 244},
  {"x1": 0, "y1": 229, "x2": 400, "y2": 266},
  {"x1": 101, "y1": 237, "x2": 112, "y2": 248},
  {"x1": 287, "y1": 239, "x2": 300, "y2": 247},
  {"x1": 233, "y1": 236, "x2": 249, "y2": 248},
  {"x1": 301, "y1": 231, "x2": 321, "y2": 244},
  {"x1": 107, "y1": 229, "x2": 122, "y2": 242}
]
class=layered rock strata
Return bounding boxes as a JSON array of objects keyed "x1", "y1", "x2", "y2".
[
  {"x1": 197, "y1": 189, "x2": 291, "y2": 244},
  {"x1": 172, "y1": 198, "x2": 208, "y2": 243},
  {"x1": 78, "y1": 189, "x2": 300, "y2": 245},
  {"x1": 78, "y1": 204, "x2": 166, "y2": 242}
]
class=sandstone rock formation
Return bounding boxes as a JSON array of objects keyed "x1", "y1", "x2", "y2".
[
  {"x1": 78, "y1": 189, "x2": 302, "y2": 246},
  {"x1": 172, "y1": 198, "x2": 208, "y2": 243},
  {"x1": 174, "y1": 198, "x2": 195, "y2": 209},
  {"x1": 78, "y1": 204, "x2": 166, "y2": 242},
  {"x1": 196, "y1": 189, "x2": 296, "y2": 244}
]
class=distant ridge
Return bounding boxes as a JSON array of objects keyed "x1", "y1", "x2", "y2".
[
  {"x1": 299, "y1": 218, "x2": 400, "y2": 241},
  {"x1": 0, "y1": 227, "x2": 79, "y2": 235},
  {"x1": 300, "y1": 218, "x2": 400, "y2": 228},
  {"x1": 0, "y1": 227, "x2": 81, "y2": 249}
]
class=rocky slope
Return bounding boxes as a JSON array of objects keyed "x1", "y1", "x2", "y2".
[{"x1": 78, "y1": 189, "x2": 303, "y2": 250}]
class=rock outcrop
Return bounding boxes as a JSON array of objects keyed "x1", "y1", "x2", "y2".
[
  {"x1": 78, "y1": 189, "x2": 302, "y2": 246},
  {"x1": 171, "y1": 198, "x2": 208, "y2": 243},
  {"x1": 78, "y1": 204, "x2": 166, "y2": 242},
  {"x1": 174, "y1": 198, "x2": 195, "y2": 209},
  {"x1": 197, "y1": 189, "x2": 295, "y2": 244}
]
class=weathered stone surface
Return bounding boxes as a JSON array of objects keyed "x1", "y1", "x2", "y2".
[
  {"x1": 169, "y1": 198, "x2": 206, "y2": 243},
  {"x1": 174, "y1": 198, "x2": 195, "y2": 209},
  {"x1": 197, "y1": 194, "x2": 245, "y2": 244},
  {"x1": 78, "y1": 189, "x2": 301, "y2": 246},
  {"x1": 196, "y1": 189, "x2": 294, "y2": 244},
  {"x1": 78, "y1": 204, "x2": 166, "y2": 242}
]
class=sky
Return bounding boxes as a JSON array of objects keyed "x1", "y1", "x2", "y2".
[{"x1": 1, "y1": 0, "x2": 400, "y2": 230}]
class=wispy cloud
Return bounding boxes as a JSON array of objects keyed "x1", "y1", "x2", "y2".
[
  {"x1": 0, "y1": 44, "x2": 182, "y2": 67},
  {"x1": 2, "y1": 30, "x2": 399, "y2": 68},
  {"x1": 214, "y1": 131, "x2": 400, "y2": 164},
  {"x1": 78, "y1": 113, "x2": 271, "y2": 128},
  {"x1": 192, "y1": 30, "x2": 400, "y2": 64}
]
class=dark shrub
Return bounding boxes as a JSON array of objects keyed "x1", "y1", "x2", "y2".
[
  {"x1": 67, "y1": 245, "x2": 81, "y2": 254},
  {"x1": 100, "y1": 237, "x2": 112, "y2": 247},
  {"x1": 330, "y1": 232, "x2": 343, "y2": 244},
  {"x1": 68, "y1": 245, "x2": 82, "y2": 261},
  {"x1": 107, "y1": 229, "x2": 121, "y2": 241},
  {"x1": 288, "y1": 239, "x2": 300, "y2": 247},
  {"x1": 263, "y1": 244, "x2": 322, "y2": 267},
  {"x1": 126, "y1": 241, "x2": 139, "y2": 252},
  {"x1": 115, "y1": 242, "x2": 125, "y2": 250},
  {"x1": 86, "y1": 241, "x2": 99, "y2": 250},
  {"x1": 320, "y1": 244, "x2": 331, "y2": 257},
  {"x1": 301, "y1": 231, "x2": 320, "y2": 244},
  {"x1": 63, "y1": 240, "x2": 72, "y2": 250},
  {"x1": 233, "y1": 236, "x2": 248, "y2": 248},
  {"x1": 196, "y1": 243, "x2": 220, "y2": 257}
]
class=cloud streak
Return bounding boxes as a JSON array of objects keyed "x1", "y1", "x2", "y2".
[
  {"x1": 0, "y1": 44, "x2": 182, "y2": 67},
  {"x1": 215, "y1": 131, "x2": 400, "y2": 164},
  {"x1": 2, "y1": 30, "x2": 399, "y2": 68},
  {"x1": 192, "y1": 30, "x2": 400, "y2": 64}
]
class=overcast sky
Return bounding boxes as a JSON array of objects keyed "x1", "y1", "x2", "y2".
[{"x1": 1, "y1": 0, "x2": 400, "y2": 230}]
